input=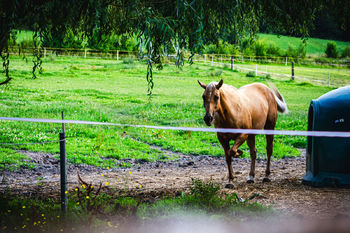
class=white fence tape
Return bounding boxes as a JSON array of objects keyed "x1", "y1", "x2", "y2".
[{"x1": 1, "y1": 117, "x2": 350, "y2": 138}]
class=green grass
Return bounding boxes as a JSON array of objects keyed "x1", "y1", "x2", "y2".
[
  {"x1": 258, "y1": 33, "x2": 350, "y2": 57},
  {"x1": 0, "y1": 55, "x2": 337, "y2": 168}
]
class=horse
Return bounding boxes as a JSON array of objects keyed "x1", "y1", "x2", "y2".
[{"x1": 198, "y1": 79, "x2": 288, "y2": 188}]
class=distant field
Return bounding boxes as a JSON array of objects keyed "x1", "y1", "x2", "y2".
[{"x1": 258, "y1": 33, "x2": 350, "y2": 57}]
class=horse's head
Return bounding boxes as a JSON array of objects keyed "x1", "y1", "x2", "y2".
[{"x1": 198, "y1": 79, "x2": 223, "y2": 126}]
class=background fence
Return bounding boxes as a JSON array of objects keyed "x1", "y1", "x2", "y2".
[{"x1": 6, "y1": 46, "x2": 350, "y2": 87}]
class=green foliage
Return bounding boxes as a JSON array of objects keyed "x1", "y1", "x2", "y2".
[
  {"x1": 246, "y1": 71, "x2": 256, "y2": 77},
  {"x1": 254, "y1": 40, "x2": 267, "y2": 57},
  {"x1": 325, "y1": 42, "x2": 338, "y2": 58},
  {"x1": 266, "y1": 43, "x2": 281, "y2": 57},
  {"x1": 341, "y1": 46, "x2": 350, "y2": 58},
  {"x1": 285, "y1": 43, "x2": 306, "y2": 58},
  {"x1": 203, "y1": 40, "x2": 239, "y2": 55}
]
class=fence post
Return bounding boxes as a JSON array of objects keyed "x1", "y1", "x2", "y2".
[
  {"x1": 220, "y1": 55, "x2": 222, "y2": 64},
  {"x1": 44, "y1": 48, "x2": 47, "y2": 58},
  {"x1": 285, "y1": 57, "x2": 287, "y2": 66},
  {"x1": 231, "y1": 56, "x2": 234, "y2": 70},
  {"x1": 84, "y1": 48, "x2": 87, "y2": 58},
  {"x1": 291, "y1": 62, "x2": 295, "y2": 80},
  {"x1": 60, "y1": 111, "x2": 67, "y2": 213},
  {"x1": 328, "y1": 72, "x2": 330, "y2": 87},
  {"x1": 256, "y1": 64, "x2": 258, "y2": 76},
  {"x1": 211, "y1": 56, "x2": 213, "y2": 66},
  {"x1": 117, "y1": 50, "x2": 119, "y2": 61},
  {"x1": 204, "y1": 54, "x2": 206, "y2": 63}
]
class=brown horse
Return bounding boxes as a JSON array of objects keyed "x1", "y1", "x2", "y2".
[{"x1": 198, "y1": 79, "x2": 288, "y2": 188}]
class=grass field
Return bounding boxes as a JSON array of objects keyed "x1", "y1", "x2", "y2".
[
  {"x1": 258, "y1": 33, "x2": 350, "y2": 57},
  {"x1": 0, "y1": 55, "x2": 337, "y2": 169}
]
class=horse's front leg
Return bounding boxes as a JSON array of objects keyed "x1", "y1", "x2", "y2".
[
  {"x1": 218, "y1": 136, "x2": 234, "y2": 189},
  {"x1": 229, "y1": 134, "x2": 248, "y2": 158}
]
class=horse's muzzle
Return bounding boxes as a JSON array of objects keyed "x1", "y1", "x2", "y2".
[{"x1": 204, "y1": 114, "x2": 213, "y2": 126}]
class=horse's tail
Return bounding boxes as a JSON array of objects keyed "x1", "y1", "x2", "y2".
[{"x1": 267, "y1": 81, "x2": 288, "y2": 114}]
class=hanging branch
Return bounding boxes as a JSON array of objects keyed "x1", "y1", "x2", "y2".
[
  {"x1": 32, "y1": 31, "x2": 43, "y2": 79},
  {"x1": 0, "y1": 49, "x2": 11, "y2": 86}
]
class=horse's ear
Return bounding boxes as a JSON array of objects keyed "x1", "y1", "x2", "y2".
[
  {"x1": 197, "y1": 80, "x2": 207, "y2": 89},
  {"x1": 216, "y1": 79, "x2": 223, "y2": 89}
]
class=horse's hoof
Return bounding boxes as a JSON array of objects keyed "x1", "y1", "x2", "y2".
[
  {"x1": 262, "y1": 177, "x2": 271, "y2": 183},
  {"x1": 246, "y1": 180, "x2": 254, "y2": 184},
  {"x1": 231, "y1": 149, "x2": 243, "y2": 158},
  {"x1": 225, "y1": 183, "x2": 234, "y2": 189}
]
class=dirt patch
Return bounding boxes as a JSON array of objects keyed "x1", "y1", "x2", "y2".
[{"x1": 1, "y1": 149, "x2": 350, "y2": 219}]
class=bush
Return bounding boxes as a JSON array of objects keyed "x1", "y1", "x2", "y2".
[
  {"x1": 341, "y1": 46, "x2": 350, "y2": 58},
  {"x1": 203, "y1": 40, "x2": 239, "y2": 55},
  {"x1": 285, "y1": 43, "x2": 306, "y2": 58},
  {"x1": 325, "y1": 42, "x2": 338, "y2": 58},
  {"x1": 254, "y1": 40, "x2": 267, "y2": 57},
  {"x1": 264, "y1": 74, "x2": 271, "y2": 79},
  {"x1": 246, "y1": 71, "x2": 256, "y2": 77},
  {"x1": 266, "y1": 43, "x2": 281, "y2": 57}
]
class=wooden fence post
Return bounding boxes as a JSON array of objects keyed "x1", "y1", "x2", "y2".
[
  {"x1": 117, "y1": 50, "x2": 119, "y2": 61},
  {"x1": 204, "y1": 54, "x2": 206, "y2": 63},
  {"x1": 231, "y1": 56, "x2": 234, "y2": 70},
  {"x1": 60, "y1": 111, "x2": 67, "y2": 213},
  {"x1": 84, "y1": 48, "x2": 87, "y2": 58},
  {"x1": 291, "y1": 62, "x2": 295, "y2": 80},
  {"x1": 44, "y1": 48, "x2": 47, "y2": 58}
]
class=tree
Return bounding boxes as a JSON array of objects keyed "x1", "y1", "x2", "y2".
[{"x1": 1, "y1": 0, "x2": 348, "y2": 94}]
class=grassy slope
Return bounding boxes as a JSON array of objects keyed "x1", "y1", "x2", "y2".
[
  {"x1": 258, "y1": 33, "x2": 350, "y2": 57},
  {"x1": 0, "y1": 56, "x2": 334, "y2": 168}
]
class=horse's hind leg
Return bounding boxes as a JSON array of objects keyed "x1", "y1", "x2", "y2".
[
  {"x1": 247, "y1": 135, "x2": 257, "y2": 183},
  {"x1": 263, "y1": 134, "x2": 274, "y2": 183}
]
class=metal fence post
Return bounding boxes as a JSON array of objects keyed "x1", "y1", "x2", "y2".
[{"x1": 60, "y1": 111, "x2": 67, "y2": 213}]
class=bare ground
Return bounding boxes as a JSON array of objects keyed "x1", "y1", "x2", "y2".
[{"x1": 1, "y1": 148, "x2": 350, "y2": 220}]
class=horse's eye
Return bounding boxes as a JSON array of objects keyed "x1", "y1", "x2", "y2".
[{"x1": 214, "y1": 95, "x2": 219, "y2": 102}]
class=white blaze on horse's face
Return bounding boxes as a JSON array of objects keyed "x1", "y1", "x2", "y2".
[{"x1": 198, "y1": 80, "x2": 223, "y2": 126}]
